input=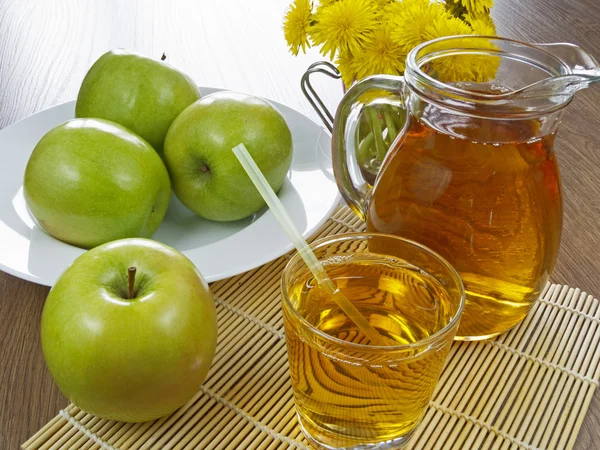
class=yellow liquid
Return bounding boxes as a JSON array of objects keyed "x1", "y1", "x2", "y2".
[
  {"x1": 284, "y1": 254, "x2": 457, "y2": 448},
  {"x1": 367, "y1": 115, "x2": 562, "y2": 339}
]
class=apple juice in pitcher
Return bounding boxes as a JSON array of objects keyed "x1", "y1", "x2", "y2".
[
  {"x1": 367, "y1": 109, "x2": 562, "y2": 339},
  {"x1": 331, "y1": 37, "x2": 600, "y2": 339}
]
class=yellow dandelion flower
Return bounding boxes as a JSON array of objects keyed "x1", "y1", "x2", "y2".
[
  {"x1": 423, "y1": 18, "x2": 499, "y2": 83},
  {"x1": 424, "y1": 15, "x2": 473, "y2": 41},
  {"x1": 452, "y1": 0, "x2": 494, "y2": 15},
  {"x1": 380, "y1": 0, "x2": 404, "y2": 21},
  {"x1": 371, "y1": 0, "x2": 395, "y2": 8},
  {"x1": 464, "y1": 11, "x2": 497, "y2": 35},
  {"x1": 471, "y1": 52, "x2": 501, "y2": 82},
  {"x1": 456, "y1": 12, "x2": 499, "y2": 81},
  {"x1": 389, "y1": 0, "x2": 454, "y2": 53},
  {"x1": 355, "y1": 26, "x2": 406, "y2": 80},
  {"x1": 318, "y1": 0, "x2": 390, "y2": 6},
  {"x1": 283, "y1": 0, "x2": 313, "y2": 56},
  {"x1": 310, "y1": 0, "x2": 378, "y2": 59},
  {"x1": 423, "y1": 17, "x2": 477, "y2": 82},
  {"x1": 336, "y1": 50, "x2": 359, "y2": 88},
  {"x1": 445, "y1": 0, "x2": 468, "y2": 19}
]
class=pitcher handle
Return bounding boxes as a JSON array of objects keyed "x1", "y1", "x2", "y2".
[
  {"x1": 300, "y1": 61, "x2": 342, "y2": 132},
  {"x1": 332, "y1": 75, "x2": 407, "y2": 221}
]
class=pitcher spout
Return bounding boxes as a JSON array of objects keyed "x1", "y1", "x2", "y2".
[
  {"x1": 536, "y1": 42, "x2": 600, "y2": 77},
  {"x1": 513, "y1": 42, "x2": 600, "y2": 99}
]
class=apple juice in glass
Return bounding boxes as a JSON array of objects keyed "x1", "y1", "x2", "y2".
[{"x1": 282, "y1": 233, "x2": 464, "y2": 449}]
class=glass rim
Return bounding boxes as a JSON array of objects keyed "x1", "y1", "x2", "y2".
[{"x1": 281, "y1": 232, "x2": 466, "y2": 352}]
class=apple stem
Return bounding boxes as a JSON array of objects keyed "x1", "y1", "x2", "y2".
[
  {"x1": 128, "y1": 267, "x2": 136, "y2": 299},
  {"x1": 161, "y1": 53, "x2": 167, "y2": 61}
]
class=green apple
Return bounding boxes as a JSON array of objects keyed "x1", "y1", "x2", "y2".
[
  {"x1": 75, "y1": 49, "x2": 201, "y2": 155},
  {"x1": 24, "y1": 118, "x2": 171, "y2": 249},
  {"x1": 41, "y1": 238, "x2": 217, "y2": 423},
  {"x1": 164, "y1": 92, "x2": 293, "y2": 221}
]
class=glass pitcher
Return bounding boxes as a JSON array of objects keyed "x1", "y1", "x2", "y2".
[{"x1": 331, "y1": 36, "x2": 600, "y2": 340}]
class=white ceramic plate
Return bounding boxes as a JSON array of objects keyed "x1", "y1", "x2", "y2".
[{"x1": 0, "y1": 87, "x2": 340, "y2": 287}]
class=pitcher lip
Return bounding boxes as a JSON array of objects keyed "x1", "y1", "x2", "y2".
[{"x1": 404, "y1": 35, "x2": 574, "y2": 115}]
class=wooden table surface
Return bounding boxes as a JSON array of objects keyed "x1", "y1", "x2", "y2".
[{"x1": 1, "y1": 0, "x2": 599, "y2": 448}]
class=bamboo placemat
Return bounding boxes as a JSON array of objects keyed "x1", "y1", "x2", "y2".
[{"x1": 23, "y1": 206, "x2": 600, "y2": 450}]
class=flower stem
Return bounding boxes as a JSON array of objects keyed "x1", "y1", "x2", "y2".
[
  {"x1": 358, "y1": 131, "x2": 375, "y2": 164},
  {"x1": 366, "y1": 107, "x2": 387, "y2": 162},
  {"x1": 383, "y1": 110, "x2": 398, "y2": 142}
]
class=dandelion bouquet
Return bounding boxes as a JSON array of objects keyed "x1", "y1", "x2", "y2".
[
  {"x1": 283, "y1": 0, "x2": 496, "y2": 176},
  {"x1": 284, "y1": 0, "x2": 496, "y2": 87}
]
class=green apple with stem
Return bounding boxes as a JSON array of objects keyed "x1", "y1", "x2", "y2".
[
  {"x1": 164, "y1": 91, "x2": 293, "y2": 221},
  {"x1": 24, "y1": 118, "x2": 171, "y2": 249},
  {"x1": 75, "y1": 49, "x2": 201, "y2": 156},
  {"x1": 41, "y1": 238, "x2": 217, "y2": 423}
]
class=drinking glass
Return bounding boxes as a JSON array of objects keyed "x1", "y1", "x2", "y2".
[{"x1": 281, "y1": 233, "x2": 465, "y2": 449}]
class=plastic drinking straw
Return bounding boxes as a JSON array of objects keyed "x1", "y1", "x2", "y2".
[{"x1": 232, "y1": 143, "x2": 388, "y2": 346}]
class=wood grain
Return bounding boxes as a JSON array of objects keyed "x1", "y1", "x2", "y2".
[{"x1": 1, "y1": 0, "x2": 599, "y2": 448}]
